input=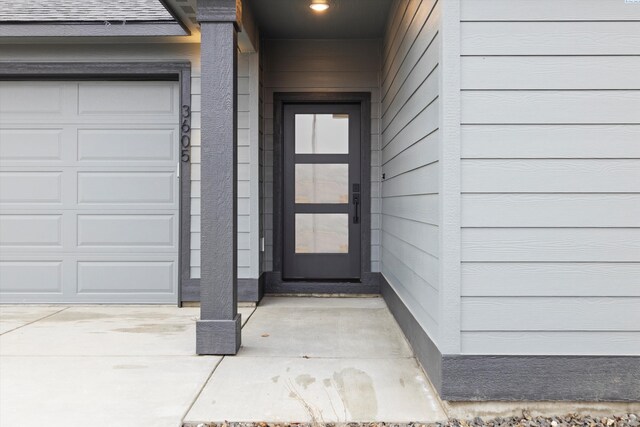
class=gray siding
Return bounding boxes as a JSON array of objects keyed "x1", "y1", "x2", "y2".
[
  {"x1": 262, "y1": 39, "x2": 382, "y2": 273},
  {"x1": 257, "y1": 51, "x2": 265, "y2": 276},
  {"x1": 248, "y1": 53, "x2": 261, "y2": 280},
  {"x1": 459, "y1": 0, "x2": 640, "y2": 355},
  {"x1": 0, "y1": 43, "x2": 261, "y2": 282},
  {"x1": 380, "y1": 0, "x2": 443, "y2": 346}
]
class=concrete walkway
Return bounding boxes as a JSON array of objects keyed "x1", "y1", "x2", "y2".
[{"x1": 0, "y1": 296, "x2": 447, "y2": 426}]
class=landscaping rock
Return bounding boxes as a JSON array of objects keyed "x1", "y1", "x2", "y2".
[{"x1": 184, "y1": 413, "x2": 640, "y2": 427}]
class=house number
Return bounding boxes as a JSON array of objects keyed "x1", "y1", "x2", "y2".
[{"x1": 181, "y1": 105, "x2": 191, "y2": 162}]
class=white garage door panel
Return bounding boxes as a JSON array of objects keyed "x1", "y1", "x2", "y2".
[
  {"x1": 0, "y1": 83, "x2": 65, "y2": 113},
  {"x1": 0, "y1": 129, "x2": 63, "y2": 160},
  {"x1": 0, "y1": 171, "x2": 62, "y2": 204},
  {"x1": 78, "y1": 83, "x2": 177, "y2": 116},
  {"x1": 78, "y1": 129, "x2": 176, "y2": 162},
  {"x1": 0, "y1": 261, "x2": 63, "y2": 293},
  {"x1": 77, "y1": 261, "x2": 175, "y2": 294},
  {"x1": 0, "y1": 82, "x2": 179, "y2": 125},
  {"x1": 0, "y1": 80, "x2": 179, "y2": 303},
  {"x1": 0, "y1": 82, "x2": 77, "y2": 122},
  {"x1": 77, "y1": 214, "x2": 175, "y2": 248},
  {"x1": 77, "y1": 171, "x2": 175, "y2": 205},
  {"x1": 0, "y1": 214, "x2": 62, "y2": 247}
]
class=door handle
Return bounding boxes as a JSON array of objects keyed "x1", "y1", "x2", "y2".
[{"x1": 352, "y1": 193, "x2": 360, "y2": 224}]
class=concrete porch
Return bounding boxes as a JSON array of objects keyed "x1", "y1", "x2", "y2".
[{"x1": 0, "y1": 296, "x2": 446, "y2": 426}]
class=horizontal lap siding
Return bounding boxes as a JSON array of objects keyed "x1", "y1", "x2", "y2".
[
  {"x1": 460, "y1": 0, "x2": 640, "y2": 21},
  {"x1": 461, "y1": 22, "x2": 640, "y2": 56},
  {"x1": 263, "y1": 39, "x2": 382, "y2": 273},
  {"x1": 381, "y1": 0, "x2": 442, "y2": 345},
  {"x1": 238, "y1": 54, "x2": 253, "y2": 278},
  {"x1": 459, "y1": 0, "x2": 640, "y2": 355},
  {"x1": 189, "y1": 61, "x2": 202, "y2": 278}
]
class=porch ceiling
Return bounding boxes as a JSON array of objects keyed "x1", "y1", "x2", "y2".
[{"x1": 246, "y1": 0, "x2": 393, "y2": 39}]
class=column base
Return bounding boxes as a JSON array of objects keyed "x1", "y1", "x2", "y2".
[{"x1": 196, "y1": 314, "x2": 242, "y2": 355}]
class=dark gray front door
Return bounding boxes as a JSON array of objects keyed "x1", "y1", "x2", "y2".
[{"x1": 283, "y1": 103, "x2": 361, "y2": 280}]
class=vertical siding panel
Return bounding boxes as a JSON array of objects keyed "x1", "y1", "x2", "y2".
[{"x1": 437, "y1": 0, "x2": 462, "y2": 354}]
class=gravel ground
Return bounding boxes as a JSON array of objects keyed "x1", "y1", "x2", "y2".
[{"x1": 186, "y1": 413, "x2": 639, "y2": 427}]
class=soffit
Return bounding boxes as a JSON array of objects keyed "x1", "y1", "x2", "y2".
[{"x1": 246, "y1": 0, "x2": 393, "y2": 39}]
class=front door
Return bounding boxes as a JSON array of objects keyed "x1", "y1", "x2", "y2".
[{"x1": 282, "y1": 103, "x2": 361, "y2": 280}]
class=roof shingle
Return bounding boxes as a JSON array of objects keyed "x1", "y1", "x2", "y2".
[{"x1": 0, "y1": 0, "x2": 174, "y2": 22}]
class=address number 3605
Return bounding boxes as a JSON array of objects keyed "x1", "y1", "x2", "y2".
[{"x1": 181, "y1": 105, "x2": 191, "y2": 162}]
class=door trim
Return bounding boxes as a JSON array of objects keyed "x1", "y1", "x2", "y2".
[
  {"x1": 0, "y1": 62, "x2": 192, "y2": 305},
  {"x1": 269, "y1": 92, "x2": 378, "y2": 294}
]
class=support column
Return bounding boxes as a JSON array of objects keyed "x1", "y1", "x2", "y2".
[{"x1": 196, "y1": 0, "x2": 241, "y2": 355}]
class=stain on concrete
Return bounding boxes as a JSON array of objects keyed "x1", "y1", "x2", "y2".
[
  {"x1": 112, "y1": 323, "x2": 187, "y2": 335},
  {"x1": 333, "y1": 368, "x2": 378, "y2": 420},
  {"x1": 271, "y1": 375, "x2": 280, "y2": 383},
  {"x1": 44, "y1": 310, "x2": 178, "y2": 323},
  {"x1": 46, "y1": 311, "x2": 114, "y2": 322},
  {"x1": 295, "y1": 374, "x2": 316, "y2": 389},
  {"x1": 323, "y1": 378, "x2": 332, "y2": 387},
  {"x1": 113, "y1": 364, "x2": 147, "y2": 370},
  {"x1": 399, "y1": 378, "x2": 406, "y2": 387},
  {"x1": 288, "y1": 391, "x2": 297, "y2": 399},
  {"x1": 120, "y1": 312, "x2": 175, "y2": 321}
]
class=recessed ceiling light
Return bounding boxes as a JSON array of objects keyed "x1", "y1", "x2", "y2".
[{"x1": 310, "y1": 0, "x2": 329, "y2": 12}]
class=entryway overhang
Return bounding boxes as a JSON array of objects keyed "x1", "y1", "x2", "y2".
[{"x1": 194, "y1": 0, "x2": 392, "y2": 354}]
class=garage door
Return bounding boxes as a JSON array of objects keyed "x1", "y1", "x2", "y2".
[{"x1": 0, "y1": 81, "x2": 180, "y2": 303}]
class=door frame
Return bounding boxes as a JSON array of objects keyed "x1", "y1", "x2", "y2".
[
  {"x1": 0, "y1": 62, "x2": 192, "y2": 305},
  {"x1": 269, "y1": 92, "x2": 379, "y2": 294}
]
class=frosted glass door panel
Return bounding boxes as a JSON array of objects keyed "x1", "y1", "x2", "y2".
[
  {"x1": 295, "y1": 214, "x2": 348, "y2": 253},
  {"x1": 295, "y1": 114, "x2": 349, "y2": 154},
  {"x1": 295, "y1": 164, "x2": 348, "y2": 204}
]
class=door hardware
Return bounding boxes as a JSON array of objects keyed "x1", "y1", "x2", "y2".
[{"x1": 352, "y1": 194, "x2": 360, "y2": 224}]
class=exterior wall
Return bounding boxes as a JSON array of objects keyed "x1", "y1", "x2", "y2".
[
  {"x1": 458, "y1": 0, "x2": 640, "y2": 355},
  {"x1": 380, "y1": 0, "x2": 444, "y2": 348},
  {"x1": 0, "y1": 43, "x2": 262, "y2": 283},
  {"x1": 262, "y1": 39, "x2": 382, "y2": 274}
]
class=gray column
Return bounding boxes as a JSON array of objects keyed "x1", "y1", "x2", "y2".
[{"x1": 196, "y1": 0, "x2": 241, "y2": 355}]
